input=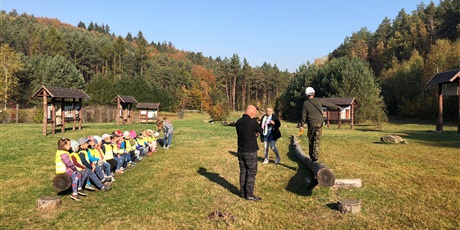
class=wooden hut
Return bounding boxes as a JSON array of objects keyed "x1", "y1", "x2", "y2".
[
  {"x1": 136, "y1": 103, "x2": 160, "y2": 124},
  {"x1": 112, "y1": 95, "x2": 137, "y2": 126},
  {"x1": 322, "y1": 98, "x2": 358, "y2": 129},
  {"x1": 32, "y1": 86, "x2": 90, "y2": 136},
  {"x1": 426, "y1": 69, "x2": 460, "y2": 134}
]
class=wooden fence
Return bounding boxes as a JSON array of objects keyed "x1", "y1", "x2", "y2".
[{"x1": 1, "y1": 104, "x2": 181, "y2": 124}]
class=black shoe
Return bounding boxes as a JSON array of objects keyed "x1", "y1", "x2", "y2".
[{"x1": 246, "y1": 196, "x2": 262, "y2": 201}]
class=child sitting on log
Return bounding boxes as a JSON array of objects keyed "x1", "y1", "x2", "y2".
[{"x1": 55, "y1": 137, "x2": 84, "y2": 201}]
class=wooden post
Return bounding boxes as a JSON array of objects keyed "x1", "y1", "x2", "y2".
[
  {"x1": 123, "y1": 104, "x2": 127, "y2": 125},
  {"x1": 72, "y1": 99, "x2": 76, "y2": 131},
  {"x1": 457, "y1": 80, "x2": 459, "y2": 135},
  {"x1": 15, "y1": 103, "x2": 19, "y2": 123},
  {"x1": 292, "y1": 135, "x2": 335, "y2": 187},
  {"x1": 78, "y1": 98, "x2": 82, "y2": 130},
  {"x1": 51, "y1": 99, "x2": 56, "y2": 135},
  {"x1": 437, "y1": 83, "x2": 443, "y2": 132},
  {"x1": 338, "y1": 110, "x2": 341, "y2": 129},
  {"x1": 351, "y1": 103, "x2": 355, "y2": 129},
  {"x1": 61, "y1": 100, "x2": 65, "y2": 133},
  {"x1": 117, "y1": 98, "x2": 121, "y2": 126},
  {"x1": 326, "y1": 111, "x2": 330, "y2": 128},
  {"x1": 128, "y1": 103, "x2": 132, "y2": 124},
  {"x1": 42, "y1": 91, "x2": 47, "y2": 136}
]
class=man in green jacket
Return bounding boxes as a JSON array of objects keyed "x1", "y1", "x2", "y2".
[{"x1": 300, "y1": 87, "x2": 340, "y2": 162}]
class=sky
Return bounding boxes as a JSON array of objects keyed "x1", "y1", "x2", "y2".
[{"x1": 1, "y1": 0, "x2": 436, "y2": 72}]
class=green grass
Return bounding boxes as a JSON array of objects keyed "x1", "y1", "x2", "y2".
[{"x1": 0, "y1": 112, "x2": 459, "y2": 229}]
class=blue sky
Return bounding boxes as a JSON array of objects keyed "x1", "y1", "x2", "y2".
[{"x1": 2, "y1": 0, "x2": 434, "y2": 72}]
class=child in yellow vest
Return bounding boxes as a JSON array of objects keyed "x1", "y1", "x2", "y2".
[{"x1": 55, "y1": 137, "x2": 84, "y2": 201}]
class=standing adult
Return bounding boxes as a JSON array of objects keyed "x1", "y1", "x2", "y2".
[
  {"x1": 300, "y1": 87, "x2": 340, "y2": 162},
  {"x1": 260, "y1": 107, "x2": 281, "y2": 164},
  {"x1": 235, "y1": 105, "x2": 264, "y2": 201}
]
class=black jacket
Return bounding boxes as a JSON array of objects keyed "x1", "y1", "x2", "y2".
[
  {"x1": 235, "y1": 114, "x2": 263, "y2": 153},
  {"x1": 259, "y1": 113, "x2": 281, "y2": 141}
]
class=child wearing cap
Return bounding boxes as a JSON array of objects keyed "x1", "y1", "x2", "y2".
[
  {"x1": 55, "y1": 137, "x2": 84, "y2": 201},
  {"x1": 112, "y1": 132, "x2": 126, "y2": 173},
  {"x1": 129, "y1": 130, "x2": 142, "y2": 162},
  {"x1": 91, "y1": 136, "x2": 113, "y2": 181},
  {"x1": 69, "y1": 140, "x2": 89, "y2": 197},
  {"x1": 77, "y1": 137, "x2": 111, "y2": 191},
  {"x1": 136, "y1": 131, "x2": 148, "y2": 158},
  {"x1": 120, "y1": 131, "x2": 134, "y2": 167}
]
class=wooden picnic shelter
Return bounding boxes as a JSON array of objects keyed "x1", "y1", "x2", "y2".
[
  {"x1": 426, "y1": 68, "x2": 460, "y2": 134},
  {"x1": 136, "y1": 103, "x2": 160, "y2": 124},
  {"x1": 32, "y1": 86, "x2": 90, "y2": 136},
  {"x1": 322, "y1": 97, "x2": 358, "y2": 129},
  {"x1": 112, "y1": 95, "x2": 137, "y2": 126}
]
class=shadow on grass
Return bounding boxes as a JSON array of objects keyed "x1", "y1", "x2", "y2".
[
  {"x1": 197, "y1": 167, "x2": 240, "y2": 197},
  {"x1": 326, "y1": 202, "x2": 338, "y2": 211},
  {"x1": 228, "y1": 150, "x2": 297, "y2": 170},
  {"x1": 401, "y1": 130, "x2": 460, "y2": 149},
  {"x1": 44, "y1": 125, "x2": 88, "y2": 135},
  {"x1": 57, "y1": 187, "x2": 72, "y2": 196},
  {"x1": 285, "y1": 139, "x2": 317, "y2": 196}
]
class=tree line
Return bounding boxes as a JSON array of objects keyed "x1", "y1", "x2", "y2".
[
  {"x1": 1, "y1": 0, "x2": 459, "y2": 124},
  {"x1": 0, "y1": 9, "x2": 292, "y2": 120},
  {"x1": 327, "y1": 0, "x2": 459, "y2": 120}
]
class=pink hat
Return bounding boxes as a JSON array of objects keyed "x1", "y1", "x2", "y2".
[{"x1": 130, "y1": 130, "x2": 137, "y2": 138}]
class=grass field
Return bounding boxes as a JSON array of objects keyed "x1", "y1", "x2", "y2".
[{"x1": 0, "y1": 112, "x2": 459, "y2": 229}]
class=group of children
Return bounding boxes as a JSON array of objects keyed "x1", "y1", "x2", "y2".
[{"x1": 55, "y1": 129, "x2": 161, "y2": 201}]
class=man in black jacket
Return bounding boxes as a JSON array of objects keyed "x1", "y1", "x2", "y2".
[{"x1": 235, "y1": 105, "x2": 263, "y2": 201}]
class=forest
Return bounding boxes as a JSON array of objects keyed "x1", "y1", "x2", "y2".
[{"x1": 0, "y1": 0, "x2": 459, "y2": 123}]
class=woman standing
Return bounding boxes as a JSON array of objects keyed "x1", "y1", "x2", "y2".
[{"x1": 260, "y1": 107, "x2": 281, "y2": 164}]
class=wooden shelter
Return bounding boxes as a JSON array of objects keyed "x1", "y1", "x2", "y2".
[
  {"x1": 136, "y1": 102, "x2": 160, "y2": 124},
  {"x1": 426, "y1": 68, "x2": 460, "y2": 134},
  {"x1": 112, "y1": 95, "x2": 137, "y2": 126},
  {"x1": 32, "y1": 86, "x2": 90, "y2": 136},
  {"x1": 322, "y1": 97, "x2": 358, "y2": 129}
]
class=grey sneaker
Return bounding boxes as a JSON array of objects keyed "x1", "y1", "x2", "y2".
[
  {"x1": 101, "y1": 186, "x2": 112, "y2": 191},
  {"x1": 77, "y1": 190, "x2": 87, "y2": 196},
  {"x1": 275, "y1": 157, "x2": 280, "y2": 164},
  {"x1": 85, "y1": 184, "x2": 96, "y2": 191}
]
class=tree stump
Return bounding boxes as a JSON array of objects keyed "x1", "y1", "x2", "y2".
[
  {"x1": 52, "y1": 173, "x2": 71, "y2": 191},
  {"x1": 292, "y1": 135, "x2": 335, "y2": 187},
  {"x1": 337, "y1": 199, "x2": 361, "y2": 213},
  {"x1": 36, "y1": 196, "x2": 62, "y2": 210}
]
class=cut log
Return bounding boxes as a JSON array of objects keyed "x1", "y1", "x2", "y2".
[
  {"x1": 36, "y1": 196, "x2": 62, "y2": 210},
  {"x1": 332, "y1": 179, "x2": 362, "y2": 189},
  {"x1": 292, "y1": 135, "x2": 335, "y2": 187},
  {"x1": 337, "y1": 199, "x2": 361, "y2": 213},
  {"x1": 52, "y1": 173, "x2": 71, "y2": 191}
]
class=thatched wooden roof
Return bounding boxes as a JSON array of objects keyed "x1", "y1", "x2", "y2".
[
  {"x1": 136, "y1": 103, "x2": 160, "y2": 109},
  {"x1": 112, "y1": 95, "x2": 137, "y2": 104},
  {"x1": 322, "y1": 98, "x2": 358, "y2": 106},
  {"x1": 427, "y1": 69, "x2": 460, "y2": 84},
  {"x1": 32, "y1": 86, "x2": 90, "y2": 99}
]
